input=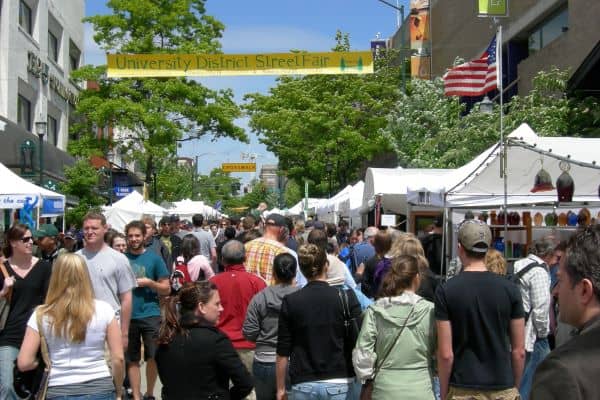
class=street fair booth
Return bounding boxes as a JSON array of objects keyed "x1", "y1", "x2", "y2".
[
  {"x1": 337, "y1": 181, "x2": 364, "y2": 228},
  {"x1": 406, "y1": 123, "x2": 600, "y2": 272},
  {"x1": 314, "y1": 185, "x2": 354, "y2": 223},
  {"x1": 0, "y1": 162, "x2": 65, "y2": 230},
  {"x1": 103, "y1": 191, "x2": 166, "y2": 233},
  {"x1": 286, "y1": 198, "x2": 323, "y2": 217},
  {"x1": 169, "y1": 198, "x2": 221, "y2": 220}
]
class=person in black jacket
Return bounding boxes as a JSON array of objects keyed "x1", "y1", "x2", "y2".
[
  {"x1": 276, "y1": 244, "x2": 361, "y2": 400},
  {"x1": 155, "y1": 281, "x2": 253, "y2": 400}
]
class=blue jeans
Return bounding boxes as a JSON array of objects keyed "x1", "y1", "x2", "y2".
[
  {"x1": 0, "y1": 345, "x2": 20, "y2": 400},
  {"x1": 520, "y1": 338, "x2": 550, "y2": 400},
  {"x1": 290, "y1": 380, "x2": 360, "y2": 400},
  {"x1": 253, "y1": 361, "x2": 276, "y2": 400},
  {"x1": 48, "y1": 392, "x2": 115, "y2": 400}
]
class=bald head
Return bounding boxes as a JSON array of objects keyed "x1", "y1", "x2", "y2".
[{"x1": 221, "y1": 240, "x2": 245, "y2": 266}]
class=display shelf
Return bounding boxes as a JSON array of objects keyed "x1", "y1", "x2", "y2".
[
  {"x1": 489, "y1": 225, "x2": 527, "y2": 229},
  {"x1": 531, "y1": 226, "x2": 580, "y2": 230}
]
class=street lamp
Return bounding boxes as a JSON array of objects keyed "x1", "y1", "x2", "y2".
[
  {"x1": 35, "y1": 120, "x2": 47, "y2": 186},
  {"x1": 479, "y1": 95, "x2": 494, "y2": 114}
]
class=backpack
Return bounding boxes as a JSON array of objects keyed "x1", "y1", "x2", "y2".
[
  {"x1": 507, "y1": 260, "x2": 546, "y2": 321},
  {"x1": 170, "y1": 259, "x2": 192, "y2": 294}
]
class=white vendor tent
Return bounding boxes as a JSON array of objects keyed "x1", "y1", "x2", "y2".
[
  {"x1": 315, "y1": 185, "x2": 354, "y2": 223},
  {"x1": 0, "y1": 162, "x2": 65, "y2": 217},
  {"x1": 103, "y1": 191, "x2": 166, "y2": 232},
  {"x1": 169, "y1": 199, "x2": 221, "y2": 220},
  {"x1": 406, "y1": 124, "x2": 600, "y2": 209},
  {"x1": 286, "y1": 198, "x2": 323, "y2": 216}
]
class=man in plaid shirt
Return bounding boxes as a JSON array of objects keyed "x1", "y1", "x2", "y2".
[
  {"x1": 513, "y1": 236, "x2": 557, "y2": 400},
  {"x1": 245, "y1": 213, "x2": 296, "y2": 285}
]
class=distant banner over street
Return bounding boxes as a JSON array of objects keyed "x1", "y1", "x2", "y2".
[
  {"x1": 106, "y1": 51, "x2": 374, "y2": 78},
  {"x1": 221, "y1": 163, "x2": 256, "y2": 172}
]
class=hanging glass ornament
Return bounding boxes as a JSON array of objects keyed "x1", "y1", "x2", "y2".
[
  {"x1": 556, "y1": 161, "x2": 574, "y2": 202},
  {"x1": 531, "y1": 158, "x2": 555, "y2": 193}
]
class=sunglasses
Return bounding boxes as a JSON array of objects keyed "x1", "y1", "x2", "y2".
[{"x1": 21, "y1": 236, "x2": 34, "y2": 243}]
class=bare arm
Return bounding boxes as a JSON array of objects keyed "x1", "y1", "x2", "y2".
[
  {"x1": 210, "y1": 246, "x2": 217, "y2": 264},
  {"x1": 136, "y1": 277, "x2": 170, "y2": 296},
  {"x1": 510, "y1": 317, "x2": 526, "y2": 388},
  {"x1": 436, "y1": 320, "x2": 454, "y2": 400},
  {"x1": 17, "y1": 327, "x2": 41, "y2": 371},
  {"x1": 106, "y1": 318, "x2": 124, "y2": 399},
  {"x1": 119, "y1": 290, "x2": 132, "y2": 350},
  {"x1": 276, "y1": 355, "x2": 289, "y2": 400}
]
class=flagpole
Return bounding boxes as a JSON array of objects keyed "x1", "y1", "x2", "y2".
[{"x1": 496, "y1": 24, "x2": 508, "y2": 254}]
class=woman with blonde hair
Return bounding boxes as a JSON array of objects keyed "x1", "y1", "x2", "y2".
[
  {"x1": 354, "y1": 255, "x2": 436, "y2": 400},
  {"x1": 485, "y1": 249, "x2": 507, "y2": 275},
  {"x1": 17, "y1": 253, "x2": 124, "y2": 399}
]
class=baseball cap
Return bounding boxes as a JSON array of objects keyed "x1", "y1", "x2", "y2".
[
  {"x1": 265, "y1": 213, "x2": 287, "y2": 227},
  {"x1": 458, "y1": 220, "x2": 491, "y2": 253},
  {"x1": 169, "y1": 214, "x2": 180, "y2": 223},
  {"x1": 312, "y1": 221, "x2": 325, "y2": 230},
  {"x1": 33, "y1": 223, "x2": 59, "y2": 238},
  {"x1": 64, "y1": 228, "x2": 77, "y2": 240}
]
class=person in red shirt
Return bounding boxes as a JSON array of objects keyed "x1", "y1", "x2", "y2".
[{"x1": 211, "y1": 239, "x2": 267, "y2": 399}]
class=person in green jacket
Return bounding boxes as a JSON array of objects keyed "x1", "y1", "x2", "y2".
[{"x1": 353, "y1": 255, "x2": 437, "y2": 400}]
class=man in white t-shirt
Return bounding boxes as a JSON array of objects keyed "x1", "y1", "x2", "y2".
[{"x1": 77, "y1": 212, "x2": 137, "y2": 349}]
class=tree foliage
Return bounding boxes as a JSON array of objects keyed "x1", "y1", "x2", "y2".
[
  {"x1": 59, "y1": 160, "x2": 106, "y2": 227},
  {"x1": 244, "y1": 31, "x2": 402, "y2": 196},
  {"x1": 382, "y1": 68, "x2": 600, "y2": 168},
  {"x1": 71, "y1": 0, "x2": 247, "y2": 183}
]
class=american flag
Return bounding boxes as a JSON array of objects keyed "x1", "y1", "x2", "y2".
[{"x1": 443, "y1": 35, "x2": 498, "y2": 97}]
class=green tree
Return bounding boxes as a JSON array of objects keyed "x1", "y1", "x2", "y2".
[
  {"x1": 382, "y1": 68, "x2": 600, "y2": 169},
  {"x1": 155, "y1": 159, "x2": 194, "y2": 202},
  {"x1": 197, "y1": 168, "x2": 241, "y2": 209},
  {"x1": 283, "y1": 180, "x2": 303, "y2": 208},
  {"x1": 244, "y1": 31, "x2": 402, "y2": 196},
  {"x1": 59, "y1": 160, "x2": 106, "y2": 227},
  {"x1": 238, "y1": 181, "x2": 278, "y2": 210},
  {"x1": 71, "y1": 0, "x2": 247, "y2": 184}
]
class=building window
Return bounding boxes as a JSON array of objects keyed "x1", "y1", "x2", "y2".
[
  {"x1": 19, "y1": 0, "x2": 32, "y2": 35},
  {"x1": 48, "y1": 31, "x2": 59, "y2": 62},
  {"x1": 17, "y1": 95, "x2": 32, "y2": 131},
  {"x1": 47, "y1": 115, "x2": 58, "y2": 146},
  {"x1": 69, "y1": 40, "x2": 81, "y2": 72},
  {"x1": 529, "y1": 8, "x2": 568, "y2": 54}
]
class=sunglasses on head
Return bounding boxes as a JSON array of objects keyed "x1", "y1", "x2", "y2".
[{"x1": 20, "y1": 236, "x2": 33, "y2": 243}]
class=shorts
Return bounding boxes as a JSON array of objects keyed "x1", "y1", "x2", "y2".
[
  {"x1": 126, "y1": 316, "x2": 161, "y2": 362},
  {"x1": 448, "y1": 386, "x2": 521, "y2": 400}
]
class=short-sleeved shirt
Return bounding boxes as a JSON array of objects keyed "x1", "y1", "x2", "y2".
[
  {"x1": 28, "y1": 300, "x2": 115, "y2": 386},
  {"x1": 192, "y1": 228, "x2": 217, "y2": 260},
  {"x1": 125, "y1": 250, "x2": 169, "y2": 319},
  {"x1": 244, "y1": 237, "x2": 289, "y2": 284},
  {"x1": 434, "y1": 271, "x2": 525, "y2": 390},
  {"x1": 77, "y1": 246, "x2": 137, "y2": 314}
]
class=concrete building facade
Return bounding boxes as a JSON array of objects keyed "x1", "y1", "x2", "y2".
[{"x1": 0, "y1": 0, "x2": 84, "y2": 181}]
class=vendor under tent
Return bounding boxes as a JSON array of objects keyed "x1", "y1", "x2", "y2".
[
  {"x1": 405, "y1": 123, "x2": 600, "y2": 275},
  {"x1": 169, "y1": 198, "x2": 221, "y2": 220},
  {"x1": 0, "y1": 162, "x2": 65, "y2": 229},
  {"x1": 103, "y1": 191, "x2": 166, "y2": 233}
]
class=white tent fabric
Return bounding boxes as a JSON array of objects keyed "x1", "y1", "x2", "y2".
[
  {"x1": 170, "y1": 199, "x2": 221, "y2": 220},
  {"x1": 286, "y1": 198, "x2": 323, "y2": 215},
  {"x1": 103, "y1": 191, "x2": 166, "y2": 232},
  {"x1": 0, "y1": 162, "x2": 65, "y2": 213},
  {"x1": 315, "y1": 185, "x2": 354, "y2": 222},
  {"x1": 338, "y1": 181, "x2": 364, "y2": 218},
  {"x1": 404, "y1": 124, "x2": 600, "y2": 208},
  {"x1": 363, "y1": 168, "x2": 455, "y2": 215}
]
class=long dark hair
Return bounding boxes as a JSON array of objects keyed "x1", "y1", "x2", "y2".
[
  {"x1": 378, "y1": 255, "x2": 420, "y2": 298},
  {"x1": 158, "y1": 281, "x2": 218, "y2": 344},
  {"x1": 2, "y1": 223, "x2": 30, "y2": 258},
  {"x1": 181, "y1": 234, "x2": 200, "y2": 264}
]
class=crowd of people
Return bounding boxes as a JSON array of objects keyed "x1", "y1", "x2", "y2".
[{"x1": 0, "y1": 210, "x2": 599, "y2": 400}]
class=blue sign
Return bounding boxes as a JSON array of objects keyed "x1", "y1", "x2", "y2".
[
  {"x1": 42, "y1": 198, "x2": 64, "y2": 214},
  {"x1": 114, "y1": 185, "x2": 133, "y2": 198},
  {"x1": 214, "y1": 200, "x2": 222, "y2": 211}
]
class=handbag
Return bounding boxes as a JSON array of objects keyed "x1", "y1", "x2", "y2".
[
  {"x1": 13, "y1": 308, "x2": 51, "y2": 400},
  {"x1": 338, "y1": 288, "x2": 361, "y2": 346},
  {"x1": 0, "y1": 261, "x2": 13, "y2": 330},
  {"x1": 359, "y1": 302, "x2": 417, "y2": 400}
]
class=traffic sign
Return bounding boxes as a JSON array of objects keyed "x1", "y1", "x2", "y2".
[{"x1": 221, "y1": 163, "x2": 256, "y2": 172}]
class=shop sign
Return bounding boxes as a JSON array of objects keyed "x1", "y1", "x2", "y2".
[{"x1": 27, "y1": 52, "x2": 79, "y2": 105}]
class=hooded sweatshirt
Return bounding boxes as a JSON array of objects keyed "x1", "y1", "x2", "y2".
[{"x1": 243, "y1": 284, "x2": 299, "y2": 362}]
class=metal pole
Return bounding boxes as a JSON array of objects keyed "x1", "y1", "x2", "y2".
[
  {"x1": 38, "y1": 133, "x2": 44, "y2": 185},
  {"x1": 400, "y1": 5, "x2": 405, "y2": 92},
  {"x1": 109, "y1": 168, "x2": 113, "y2": 205},
  {"x1": 192, "y1": 155, "x2": 198, "y2": 200}
]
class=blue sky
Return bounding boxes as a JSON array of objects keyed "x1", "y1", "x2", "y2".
[{"x1": 84, "y1": 0, "x2": 409, "y2": 182}]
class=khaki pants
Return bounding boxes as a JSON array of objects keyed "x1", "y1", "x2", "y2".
[
  {"x1": 236, "y1": 349, "x2": 256, "y2": 400},
  {"x1": 448, "y1": 386, "x2": 521, "y2": 400}
]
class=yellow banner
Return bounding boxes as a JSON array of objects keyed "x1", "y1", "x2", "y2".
[
  {"x1": 106, "y1": 52, "x2": 373, "y2": 78},
  {"x1": 221, "y1": 163, "x2": 256, "y2": 172}
]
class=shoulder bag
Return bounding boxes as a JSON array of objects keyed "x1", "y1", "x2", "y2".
[
  {"x1": 13, "y1": 308, "x2": 51, "y2": 400},
  {"x1": 0, "y1": 261, "x2": 13, "y2": 330},
  {"x1": 359, "y1": 301, "x2": 417, "y2": 400}
]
